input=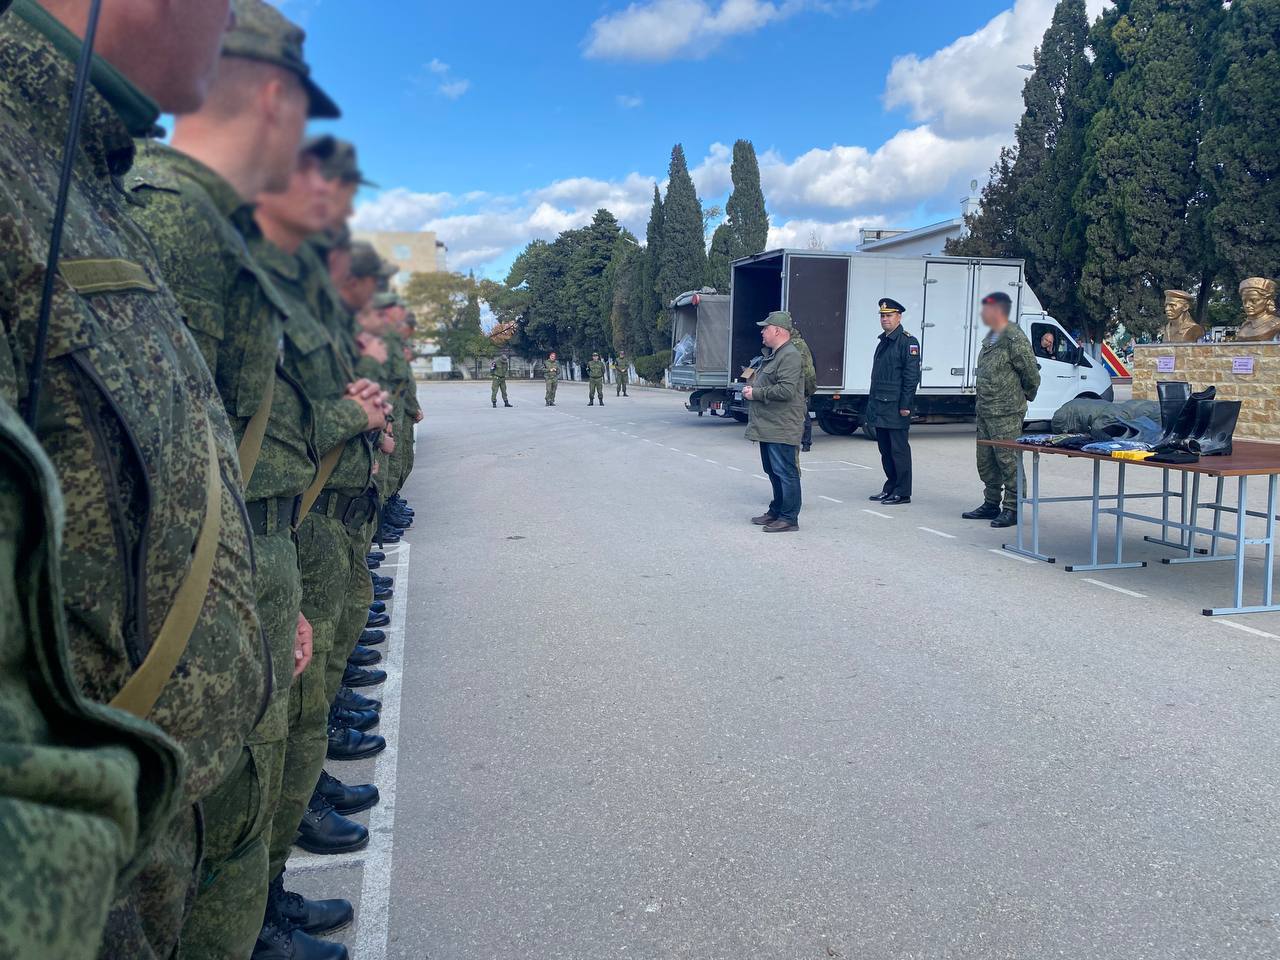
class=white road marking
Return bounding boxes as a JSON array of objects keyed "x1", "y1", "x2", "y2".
[
  {"x1": 1081, "y1": 578, "x2": 1148, "y2": 599},
  {"x1": 1212, "y1": 619, "x2": 1279, "y2": 640},
  {"x1": 753, "y1": 474, "x2": 768, "y2": 481},
  {"x1": 918, "y1": 527, "x2": 956, "y2": 539},
  {"x1": 685, "y1": 452, "x2": 699, "y2": 458},
  {"x1": 627, "y1": 422, "x2": 637, "y2": 425},
  {"x1": 641, "y1": 438, "x2": 653, "y2": 443},
  {"x1": 819, "y1": 495, "x2": 844, "y2": 504},
  {"x1": 989, "y1": 548, "x2": 1038, "y2": 565},
  {"x1": 726, "y1": 466, "x2": 742, "y2": 472},
  {"x1": 703, "y1": 458, "x2": 719, "y2": 465},
  {"x1": 669, "y1": 447, "x2": 681, "y2": 453},
  {"x1": 863, "y1": 509, "x2": 893, "y2": 519}
]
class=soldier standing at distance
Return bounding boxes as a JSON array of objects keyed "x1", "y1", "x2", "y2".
[
  {"x1": 614, "y1": 350, "x2": 630, "y2": 397},
  {"x1": 866, "y1": 298, "x2": 921, "y2": 506},
  {"x1": 587, "y1": 352, "x2": 606, "y2": 405},
  {"x1": 545, "y1": 351, "x2": 560, "y2": 406},
  {"x1": 0, "y1": 3, "x2": 272, "y2": 957},
  {"x1": 491, "y1": 352, "x2": 512, "y2": 407},
  {"x1": 963, "y1": 292, "x2": 1040, "y2": 529}
]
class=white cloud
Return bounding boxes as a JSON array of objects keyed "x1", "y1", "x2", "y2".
[
  {"x1": 427, "y1": 58, "x2": 450, "y2": 75},
  {"x1": 616, "y1": 94, "x2": 645, "y2": 109},
  {"x1": 585, "y1": 0, "x2": 797, "y2": 61},
  {"x1": 884, "y1": 0, "x2": 1110, "y2": 138},
  {"x1": 439, "y1": 79, "x2": 471, "y2": 100},
  {"x1": 351, "y1": 188, "x2": 458, "y2": 230},
  {"x1": 768, "y1": 213, "x2": 890, "y2": 251}
]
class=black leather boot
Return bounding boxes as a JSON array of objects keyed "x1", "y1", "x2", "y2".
[
  {"x1": 962, "y1": 503, "x2": 1001, "y2": 520},
  {"x1": 1156, "y1": 385, "x2": 1216, "y2": 451},
  {"x1": 341, "y1": 664, "x2": 386, "y2": 688},
  {"x1": 327, "y1": 720, "x2": 386, "y2": 761},
  {"x1": 365, "y1": 611, "x2": 390, "y2": 629},
  {"x1": 268, "y1": 872, "x2": 354, "y2": 937},
  {"x1": 367, "y1": 600, "x2": 386, "y2": 615},
  {"x1": 359, "y1": 629, "x2": 386, "y2": 646},
  {"x1": 316, "y1": 769, "x2": 380, "y2": 816},
  {"x1": 334, "y1": 686, "x2": 381, "y2": 712},
  {"x1": 295, "y1": 793, "x2": 368, "y2": 855},
  {"x1": 1187, "y1": 400, "x2": 1242, "y2": 457},
  {"x1": 990, "y1": 509, "x2": 1017, "y2": 528},
  {"x1": 252, "y1": 919, "x2": 349, "y2": 960},
  {"x1": 331, "y1": 705, "x2": 379, "y2": 733},
  {"x1": 348, "y1": 645, "x2": 382, "y2": 667},
  {"x1": 373, "y1": 584, "x2": 393, "y2": 600},
  {"x1": 367, "y1": 550, "x2": 386, "y2": 562}
]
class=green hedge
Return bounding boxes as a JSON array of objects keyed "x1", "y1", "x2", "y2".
[{"x1": 633, "y1": 350, "x2": 673, "y2": 386}]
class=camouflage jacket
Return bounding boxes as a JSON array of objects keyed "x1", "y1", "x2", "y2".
[
  {"x1": 0, "y1": 396, "x2": 182, "y2": 958},
  {"x1": 301, "y1": 238, "x2": 361, "y2": 367},
  {"x1": 0, "y1": 3, "x2": 267, "y2": 803},
  {"x1": 128, "y1": 142, "x2": 319, "y2": 504},
  {"x1": 544, "y1": 360, "x2": 559, "y2": 382},
  {"x1": 491, "y1": 356, "x2": 510, "y2": 379},
  {"x1": 249, "y1": 238, "x2": 375, "y2": 495},
  {"x1": 791, "y1": 332, "x2": 818, "y2": 397},
  {"x1": 383, "y1": 329, "x2": 419, "y2": 418},
  {"x1": 612, "y1": 358, "x2": 629, "y2": 379},
  {"x1": 586, "y1": 359, "x2": 605, "y2": 380},
  {"x1": 975, "y1": 323, "x2": 1041, "y2": 417}
]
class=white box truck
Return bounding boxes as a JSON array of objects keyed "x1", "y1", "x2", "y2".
[
  {"x1": 668, "y1": 289, "x2": 739, "y2": 419},
  {"x1": 726, "y1": 249, "x2": 1114, "y2": 437}
]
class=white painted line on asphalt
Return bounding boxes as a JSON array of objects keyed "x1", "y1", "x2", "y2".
[
  {"x1": 838, "y1": 460, "x2": 873, "y2": 471},
  {"x1": 863, "y1": 509, "x2": 893, "y2": 519},
  {"x1": 627, "y1": 422, "x2": 637, "y2": 425},
  {"x1": 287, "y1": 848, "x2": 367, "y2": 872},
  {"x1": 1212, "y1": 619, "x2": 1279, "y2": 640},
  {"x1": 669, "y1": 447, "x2": 681, "y2": 453},
  {"x1": 753, "y1": 474, "x2": 768, "y2": 481},
  {"x1": 352, "y1": 541, "x2": 411, "y2": 960},
  {"x1": 726, "y1": 466, "x2": 742, "y2": 472},
  {"x1": 819, "y1": 495, "x2": 843, "y2": 504},
  {"x1": 641, "y1": 438, "x2": 653, "y2": 443},
  {"x1": 918, "y1": 527, "x2": 956, "y2": 539},
  {"x1": 685, "y1": 452, "x2": 699, "y2": 458},
  {"x1": 989, "y1": 548, "x2": 1038, "y2": 565},
  {"x1": 703, "y1": 458, "x2": 719, "y2": 465},
  {"x1": 1081, "y1": 578, "x2": 1148, "y2": 599}
]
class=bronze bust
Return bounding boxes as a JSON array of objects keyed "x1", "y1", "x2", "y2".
[
  {"x1": 1237, "y1": 277, "x2": 1280, "y2": 342},
  {"x1": 1162, "y1": 289, "x2": 1204, "y2": 343}
]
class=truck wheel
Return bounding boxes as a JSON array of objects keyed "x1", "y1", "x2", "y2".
[
  {"x1": 817, "y1": 411, "x2": 857, "y2": 436},
  {"x1": 861, "y1": 421, "x2": 878, "y2": 441}
]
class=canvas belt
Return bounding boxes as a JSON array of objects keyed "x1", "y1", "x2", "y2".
[
  {"x1": 309, "y1": 489, "x2": 377, "y2": 534},
  {"x1": 245, "y1": 495, "x2": 302, "y2": 536}
]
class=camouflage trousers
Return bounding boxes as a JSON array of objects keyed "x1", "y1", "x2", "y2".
[
  {"x1": 179, "y1": 529, "x2": 300, "y2": 959},
  {"x1": 976, "y1": 413, "x2": 1025, "y2": 511},
  {"x1": 545, "y1": 379, "x2": 557, "y2": 404},
  {"x1": 588, "y1": 379, "x2": 604, "y2": 403},
  {"x1": 327, "y1": 518, "x2": 377, "y2": 704},
  {"x1": 396, "y1": 421, "x2": 416, "y2": 495},
  {"x1": 267, "y1": 511, "x2": 363, "y2": 879},
  {"x1": 616, "y1": 376, "x2": 628, "y2": 397},
  {"x1": 491, "y1": 378, "x2": 508, "y2": 404}
]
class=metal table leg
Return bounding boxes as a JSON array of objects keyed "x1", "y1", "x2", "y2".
[
  {"x1": 1003, "y1": 449, "x2": 1055, "y2": 564},
  {"x1": 1065, "y1": 459, "x2": 1146, "y2": 573}
]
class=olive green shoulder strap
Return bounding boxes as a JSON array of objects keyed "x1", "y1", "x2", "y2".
[
  {"x1": 110, "y1": 420, "x2": 222, "y2": 719},
  {"x1": 298, "y1": 444, "x2": 345, "y2": 519},
  {"x1": 236, "y1": 369, "x2": 276, "y2": 488}
]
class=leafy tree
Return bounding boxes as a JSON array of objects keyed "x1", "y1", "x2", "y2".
[
  {"x1": 563, "y1": 209, "x2": 624, "y2": 356},
  {"x1": 436, "y1": 279, "x2": 492, "y2": 361},
  {"x1": 656, "y1": 144, "x2": 708, "y2": 325},
  {"x1": 1078, "y1": 0, "x2": 1223, "y2": 335},
  {"x1": 1202, "y1": 0, "x2": 1280, "y2": 289}
]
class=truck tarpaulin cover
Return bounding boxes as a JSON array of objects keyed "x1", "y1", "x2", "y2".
[{"x1": 697, "y1": 297, "x2": 730, "y2": 374}]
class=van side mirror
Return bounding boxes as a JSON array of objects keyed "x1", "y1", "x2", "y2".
[{"x1": 1067, "y1": 345, "x2": 1084, "y2": 366}]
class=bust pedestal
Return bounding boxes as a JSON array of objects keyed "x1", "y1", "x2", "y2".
[{"x1": 1133, "y1": 342, "x2": 1280, "y2": 442}]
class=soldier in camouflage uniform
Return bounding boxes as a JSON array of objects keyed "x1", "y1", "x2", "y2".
[
  {"x1": 613, "y1": 351, "x2": 629, "y2": 397},
  {"x1": 126, "y1": 4, "x2": 353, "y2": 957},
  {"x1": 0, "y1": 394, "x2": 183, "y2": 960},
  {"x1": 545, "y1": 351, "x2": 559, "y2": 406},
  {"x1": 963, "y1": 291, "x2": 1041, "y2": 529},
  {"x1": 491, "y1": 352, "x2": 512, "y2": 407},
  {"x1": 790, "y1": 327, "x2": 818, "y2": 452},
  {"x1": 587, "y1": 352, "x2": 606, "y2": 405},
  {"x1": 0, "y1": 3, "x2": 272, "y2": 957}
]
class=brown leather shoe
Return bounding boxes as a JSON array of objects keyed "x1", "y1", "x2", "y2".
[
  {"x1": 763, "y1": 519, "x2": 799, "y2": 533},
  {"x1": 751, "y1": 513, "x2": 777, "y2": 525}
]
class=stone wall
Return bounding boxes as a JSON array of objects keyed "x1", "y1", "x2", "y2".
[{"x1": 1132, "y1": 343, "x2": 1280, "y2": 442}]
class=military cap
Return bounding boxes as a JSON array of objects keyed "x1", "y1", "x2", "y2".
[
  {"x1": 302, "y1": 133, "x2": 338, "y2": 161},
  {"x1": 223, "y1": 0, "x2": 340, "y2": 119},
  {"x1": 324, "y1": 139, "x2": 378, "y2": 188},
  {"x1": 349, "y1": 242, "x2": 398, "y2": 280},
  {"x1": 372, "y1": 292, "x2": 404, "y2": 311},
  {"x1": 1165, "y1": 289, "x2": 1194, "y2": 304},
  {"x1": 878, "y1": 298, "x2": 907, "y2": 315},
  {"x1": 758, "y1": 310, "x2": 795, "y2": 332},
  {"x1": 980, "y1": 291, "x2": 1012, "y2": 310}
]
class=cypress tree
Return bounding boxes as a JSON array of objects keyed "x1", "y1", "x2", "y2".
[
  {"x1": 707, "y1": 222, "x2": 734, "y2": 293},
  {"x1": 637, "y1": 184, "x2": 665, "y2": 350},
  {"x1": 1202, "y1": 0, "x2": 1280, "y2": 288},
  {"x1": 945, "y1": 147, "x2": 1020, "y2": 258},
  {"x1": 656, "y1": 144, "x2": 708, "y2": 326},
  {"x1": 1078, "y1": 0, "x2": 1223, "y2": 335},
  {"x1": 725, "y1": 139, "x2": 769, "y2": 258}
]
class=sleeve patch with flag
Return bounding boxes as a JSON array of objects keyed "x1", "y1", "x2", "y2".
[{"x1": 909, "y1": 344, "x2": 920, "y2": 356}]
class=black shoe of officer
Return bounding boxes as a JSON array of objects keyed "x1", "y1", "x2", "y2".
[
  {"x1": 373, "y1": 585, "x2": 393, "y2": 601},
  {"x1": 332, "y1": 705, "x2": 379, "y2": 733},
  {"x1": 334, "y1": 685, "x2": 381, "y2": 712},
  {"x1": 348, "y1": 645, "x2": 382, "y2": 668},
  {"x1": 962, "y1": 503, "x2": 1001, "y2": 520},
  {"x1": 365, "y1": 557, "x2": 380, "y2": 571},
  {"x1": 370, "y1": 573, "x2": 392, "y2": 589},
  {"x1": 295, "y1": 793, "x2": 368, "y2": 855},
  {"x1": 253, "y1": 919, "x2": 349, "y2": 960},
  {"x1": 269, "y1": 872, "x2": 354, "y2": 937},
  {"x1": 368, "y1": 600, "x2": 386, "y2": 615},
  {"x1": 990, "y1": 509, "x2": 1017, "y2": 528},
  {"x1": 868, "y1": 492, "x2": 890, "y2": 502},
  {"x1": 504, "y1": 401, "x2": 513, "y2": 407},
  {"x1": 316, "y1": 769, "x2": 381, "y2": 816},
  {"x1": 368, "y1": 550, "x2": 386, "y2": 562},
  {"x1": 379, "y1": 528, "x2": 402, "y2": 544},
  {"x1": 342, "y1": 664, "x2": 386, "y2": 689},
  {"x1": 327, "y1": 721, "x2": 386, "y2": 761},
  {"x1": 359, "y1": 629, "x2": 386, "y2": 646},
  {"x1": 366, "y1": 611, "x2": 390, "y2": 629}
]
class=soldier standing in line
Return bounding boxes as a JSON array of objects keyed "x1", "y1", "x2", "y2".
[
  {"x1": 491, "y1": 352, "x2": 512, "y2": 407},
  {"x1": 587, "y1": 352, "x2": 606, "y2": 405},
  {"x1": 0, "y1": 2, "x2": 271, "y2": 957},
  {"x1": 127, "y1": 3, "x2": 356, "y2": 956},
  {"x1": 614, "y1": 350, "x2": 630, "y2": 397},
  {"x1": 545, "y1": 351, "x2": 560, "y2": 406},
  {"x1": 866, "y1": 298, "x2": 921, "y2": 506},
  {"x1": 963, "y1": 292, "x2": 1041, "y2": 529},
  {"x1": 790, "y1": 324, "x2": 818, "y2": 452}
]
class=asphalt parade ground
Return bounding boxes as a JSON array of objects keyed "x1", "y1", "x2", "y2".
[{"x1": 292, "y1": 379, "x2": 1280, "y2": 960}]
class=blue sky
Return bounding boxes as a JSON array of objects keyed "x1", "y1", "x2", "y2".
[{"x1": 275, "y1": 0, "x2": 1106, "y2": 278}]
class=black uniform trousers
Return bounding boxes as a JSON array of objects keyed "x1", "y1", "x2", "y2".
[{"x1": 876, "y1": 427, "x2": 912, "y2": 498}]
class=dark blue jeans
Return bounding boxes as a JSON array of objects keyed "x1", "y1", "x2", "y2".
[{"x1": 760, "y1": 442, "x2": 802, "y2": 523}]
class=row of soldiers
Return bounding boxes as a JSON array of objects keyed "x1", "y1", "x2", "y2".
[
  {"x1": 491, "y1": 350, "x2": 631, "y2": 407},
  {"x1": 0, "y1": 2, "x2": 422, "y2": 959}
]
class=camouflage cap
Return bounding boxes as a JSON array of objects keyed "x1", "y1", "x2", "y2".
[
  {"x1": 758, "y1": 310, "x2": 795, "y2": 332},
  {"x1": 372, "y1": 292, "x2": 405, "y2": 311},
  {"x1": 310, "y1": 222, "x2": 351, "y2": 254},
  {"x1": 349, "y1": 241, "x2": 398, "y2": 280},
  {"x1": 324, "y1": 139, "x2": 378, "y2": 188},
  {"x1": 223, "y1": 0, "x2": 341, "y2": 119}
]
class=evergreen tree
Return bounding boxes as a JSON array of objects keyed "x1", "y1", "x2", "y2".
[
  {"x1": 564, "y1": 209, "x2": 623, "y2": 355},
  {"x1": 1202, "y1": 0, "x2": 1280, "y2": 288},
  {"x1": 707, "y1": 222, "x2": 735, "y2": 293},
  {"x1": 637, "y1": 184, "x2": 665, "y2": 350},
  {"x1": 1078, "y1": 0, "x2": 1223, "y2": 335},
  {"x1": 656, "y1": 144, "x2": 708, "y2": 327},
  {"x1": 724, "y1": 139, "x2": 769, "y2": 258},
  {"x1": 945, "y1": 146, "x2": 1020, "y2": 258}
]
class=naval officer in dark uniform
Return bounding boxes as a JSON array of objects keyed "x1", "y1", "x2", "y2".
[{"x1": 866, "y1": 298, "x2": 922, "y2": 505}]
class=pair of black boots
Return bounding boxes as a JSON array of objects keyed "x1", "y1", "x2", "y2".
[
  {"x1": 253, "y1": 871, "x2": 352, "y2": 959},
  {"x1": 1155, "y1": 382, "x2": 1241, "y2": 457}
]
